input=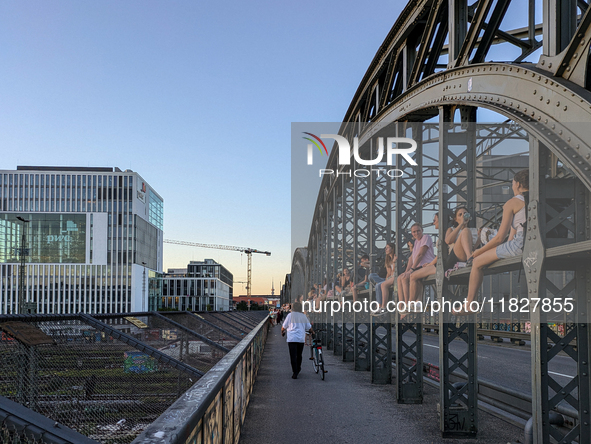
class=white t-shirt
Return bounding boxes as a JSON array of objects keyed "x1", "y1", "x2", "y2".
[{"x1": 282, "y1": 312, "x2": 312, "y2": 343}]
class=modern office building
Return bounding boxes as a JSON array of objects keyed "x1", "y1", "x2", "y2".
[
  {"x1": 0, "y1": 166, "x2": 163, "y2": 314},
  {"x1": 161, "y1": 259, "x2": 233, "y2": 311}
]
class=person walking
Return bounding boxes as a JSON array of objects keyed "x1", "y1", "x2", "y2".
[{"x1": 281, "y1": 301, "x2": 313, "y2": 379}]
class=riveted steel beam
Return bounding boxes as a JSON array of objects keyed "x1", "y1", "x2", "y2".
[{"x1": 437, "y1": 106, "x2": 478, "y2": 438}]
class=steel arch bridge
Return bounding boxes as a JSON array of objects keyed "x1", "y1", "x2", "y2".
[{"x1": 292, "y1": 1, "x2": 591, "y2": 442}]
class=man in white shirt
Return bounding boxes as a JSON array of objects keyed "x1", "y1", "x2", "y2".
[{"x1": 281, "y1": 301, "x2": 313, "y2": 379}]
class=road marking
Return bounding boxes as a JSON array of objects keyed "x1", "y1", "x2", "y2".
[
  {"x1": 548, "y1": 371, "x2": 574, "y2": 378},
  {"x1": 424, "y1": 344, "x2": 439, "y2": 349}
]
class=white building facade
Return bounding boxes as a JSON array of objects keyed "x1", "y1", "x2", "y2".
[
  {"x1": 161, "y1": 259, "x2": 233, "y2": 311},
  {"x1": 0, "y1": 166, "x2": 163, "y2": 314}
]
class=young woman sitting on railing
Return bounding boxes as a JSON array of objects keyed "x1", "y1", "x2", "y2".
[
  {"x1": 444, "y1": 206, "x2": 481, "y2": 271},
  {"x1": 456, "y1": 169, "x2": 529, "y2": 314},
  {"x1": 368, "y1": 242, "x2": 396, "y2": 312}
]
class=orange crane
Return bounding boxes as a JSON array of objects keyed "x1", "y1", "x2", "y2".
[{"x1": 163, "y1": 239, "x2": 271, "y2": 297}]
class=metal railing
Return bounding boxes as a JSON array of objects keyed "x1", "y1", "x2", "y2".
[{"x1": 131, "y1": 315, "x2": 269, "y2": 444}]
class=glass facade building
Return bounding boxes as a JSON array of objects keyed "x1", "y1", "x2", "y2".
[
  {"x1": 0, "y1": 166, "x2": 163, "y2": 314},
  {"x1": 161, "y1": 259, "x2": 233, "y2": 311}
]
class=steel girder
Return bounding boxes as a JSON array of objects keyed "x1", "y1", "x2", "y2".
[
  {"x1": 295, "y1": 1, "x2": 591, "y2": 441},
  {"x1": 437, "y1": 106, "x2": 479, "y2": 438},
  {"x1": 354, "y1": 310, "x2": 371, "y2": 371},
  {"x1": 394, "y1": 122, "x2": 425, "y2": 405}
]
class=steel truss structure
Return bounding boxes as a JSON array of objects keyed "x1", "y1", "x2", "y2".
[{"x1": 293, "y1": 1, "x2": 591, "y2": 441}]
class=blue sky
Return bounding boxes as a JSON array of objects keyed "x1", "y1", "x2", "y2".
[{"x1": 0, "y1": 0, "x2": 407, "y2": 295}]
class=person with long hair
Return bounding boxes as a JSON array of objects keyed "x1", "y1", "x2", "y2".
[
  {"x1": 457, "y1": 169, "x2": 529, "y2": 314},
  {"x1": 368, "y1": 242, "x2": 396, "y2": 313},
  {"x1": 337, "y1": 268, "x2": 353, "y2": 299},
  {"x1": 443, "y1": 206, "x2": 482, "y2": 270}
]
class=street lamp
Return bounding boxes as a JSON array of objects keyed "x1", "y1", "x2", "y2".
[{"x1": 16, "y1": 216, "x2": 31, "y2": 314}]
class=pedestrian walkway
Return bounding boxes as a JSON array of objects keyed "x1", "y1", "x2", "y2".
[{"x1": 239, "y1": 325, "x2": 523, "y2": 444}]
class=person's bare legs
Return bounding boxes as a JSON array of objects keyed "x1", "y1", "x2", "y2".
[
  {"x1": 453, "y1": 228, "x2": 474, "y2": 262},
  {"x1": 398, "y1": 272, "x2": 411, "y2": 305},
  {"x1": 456, "y1": 248, "x2": 500, "y2": 314},
  {"x1": 379, "y1": 276, "x2": 395, "y2": 308},
  {"x1": 409, "y1": 265, "x2": 435, "y2": 304},
  {"x1": 397, "y1": 274, "x2": 405, "y2": 304}
]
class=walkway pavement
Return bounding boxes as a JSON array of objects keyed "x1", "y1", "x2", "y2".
[{"x1": 239, "y1": 325, "x2": 524, "y2": 444}]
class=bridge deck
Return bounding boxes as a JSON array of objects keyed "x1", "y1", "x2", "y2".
[{"x1": 239, "y1": 325, "x2": 523, "y2": 444}]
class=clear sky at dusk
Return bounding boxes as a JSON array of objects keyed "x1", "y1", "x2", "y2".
[{"x1": 0, "y1": 0, "x2": 409, "y2": 295}]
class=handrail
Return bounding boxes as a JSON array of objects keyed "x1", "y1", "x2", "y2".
[
  {"x1": 0, "y1": 396, "x2": 99, "y2": 444},
  {"x1": 132, "y1": 315, "x2": 269, "y2": 444}
]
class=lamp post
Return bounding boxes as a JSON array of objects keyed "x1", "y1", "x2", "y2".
[{"x1": 16, "y1": 216, "x2": 30, "y2": 314}]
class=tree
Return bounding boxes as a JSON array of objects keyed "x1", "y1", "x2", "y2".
[{"x1": 236, "y1": 301, "x2": 248, "y2": 311}]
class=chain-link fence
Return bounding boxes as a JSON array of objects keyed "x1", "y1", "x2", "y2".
[{"x1": 0, "y1": 311, "x2": 263, "y2": 444}]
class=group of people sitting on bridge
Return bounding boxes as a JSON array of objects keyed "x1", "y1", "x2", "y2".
[{"x1": 306, "y1": 169, "x2": 530, "y2": 316}]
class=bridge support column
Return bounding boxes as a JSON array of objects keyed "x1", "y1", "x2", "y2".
[
  {"x1": 342, "y1": 307, "x2": 354, "y2": 362},
  {"x1": 333, "y1": 307, "x2": 343, "y2": 356},
  {"x1": 394, "y1": 121, "x2": 426, "y2": 404},
  {"x1": 326, "y1": 309, "x2": 333, "y2": 350},
  {"x1": 354, "y1": 310, "x2": 370, "y2": 371},
  {"x1": 319, "y1": 307, "x2": 327, "y2": 346},
  {"x1": 527, "y1": 136, "x2": 591, "y2": 443},
  {"x1": 396, "y1": 314, "x2": 423, "y2": 404},
  {"x1": 437, "y1": 106, "x2": 478, "y2": 438},
  {"x1": 371, "y1": 312, "x2": 392, "y2": 384}
]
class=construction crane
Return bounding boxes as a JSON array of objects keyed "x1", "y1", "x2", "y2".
[{"x1": 163, "y1": 239, "x2": 271, "y2": 297}]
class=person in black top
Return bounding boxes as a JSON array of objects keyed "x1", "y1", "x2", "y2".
[{"x1": 352, "y1": 254, "x2": 370, "y2": 301}]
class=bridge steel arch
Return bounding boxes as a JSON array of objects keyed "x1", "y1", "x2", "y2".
[{"x1": 293, "y1": 1, "x2": 591, "y2": 442}]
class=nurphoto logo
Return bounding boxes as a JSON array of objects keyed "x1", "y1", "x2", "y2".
[{"x1": 303, "y1": 132, "x2": 418, "y2": 178}]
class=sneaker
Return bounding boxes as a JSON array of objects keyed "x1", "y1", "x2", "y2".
[{"x1": 292, "y1": 373, "x2": 297, "y2": 379}]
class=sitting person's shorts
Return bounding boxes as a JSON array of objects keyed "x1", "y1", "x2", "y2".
[{"x1": 496, "y1": 231, "x2": 524, "y2": 259}]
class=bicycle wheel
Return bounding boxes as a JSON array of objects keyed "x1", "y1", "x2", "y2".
[
  {"x1": 318, "y1": 350, "x2": 325, "y2": 380},
  {"x1": 310, "y1": 347, "x2": 317, "y2": 372},
  {"x1": 313, "y1": 347, "x2": 319, "y2": 373}
]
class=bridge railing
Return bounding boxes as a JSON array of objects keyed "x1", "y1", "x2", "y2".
[{"x1": 133, "y1": 314, "x2": 269, "y2": 444}]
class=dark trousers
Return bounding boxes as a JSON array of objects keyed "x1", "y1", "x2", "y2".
[{"x1": 288, "y1": 342, "x2": 305, "y2": 374}]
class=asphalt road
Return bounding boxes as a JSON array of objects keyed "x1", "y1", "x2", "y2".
[{"x1": 416, "y1": 332, "x2": 577, "y2": 395}]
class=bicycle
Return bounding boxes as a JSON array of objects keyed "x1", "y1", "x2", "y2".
[{"x1": 307, "y1": 330, "x2": 326, "y2": 380}]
